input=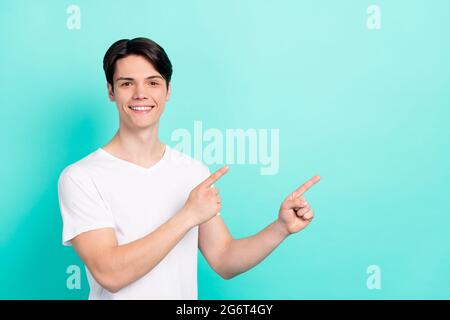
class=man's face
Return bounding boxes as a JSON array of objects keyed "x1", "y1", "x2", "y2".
[{"x1": 107, "y1": 54, "x2": 171, "y2": 130}]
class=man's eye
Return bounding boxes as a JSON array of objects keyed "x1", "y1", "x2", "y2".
[
  {"x1": 122, "y1": 82, "x2": 132, "y2": 87},
  {"x1": 149, "y1": 81, "x2": 159, "y2": 86}
]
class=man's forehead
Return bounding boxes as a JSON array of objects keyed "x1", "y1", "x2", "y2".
[{"x1": 114, "y1": 55, "x2": 160, "y2": 77}]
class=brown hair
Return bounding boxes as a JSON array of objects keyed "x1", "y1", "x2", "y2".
[{"x1": 103, "y1": 37, "x2": 173, "y2": 91}]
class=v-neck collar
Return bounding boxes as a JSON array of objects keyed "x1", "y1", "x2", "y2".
[{"x1": 97, "y1": 144, "x2": 169, "y2": 174}]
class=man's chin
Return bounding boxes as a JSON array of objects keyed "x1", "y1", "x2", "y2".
[
  {"x1": 122, "y1": 119, "x2": 159, "y2": 131},
  {"x1": 134, "y1": 121, "x2": 158, "y2": 130}
]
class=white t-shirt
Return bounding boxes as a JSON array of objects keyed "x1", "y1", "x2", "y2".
[{"x1": 57, "y1": 144, "x2": 211, "y2": 300}]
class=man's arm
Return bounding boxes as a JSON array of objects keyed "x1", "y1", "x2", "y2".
[
  {"x1": 199, "y1": 175, "x2": 320, "y2": 280},
  {"x1": 71, "y1": 165, "x2": 230, "y2": 293},
  {"x1": 199, "y1": 216, "x2": 288, "y2": 280},
  {"x1": 72, "y1": 208, "x2": 195, "y2": 293}
]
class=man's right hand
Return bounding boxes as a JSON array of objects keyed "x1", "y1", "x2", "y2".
[{"x1": 182, "y1": 166, "x2": 229, "y2": 226}]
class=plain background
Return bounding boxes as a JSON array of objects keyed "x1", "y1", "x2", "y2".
[{"x1": 0, "y1": 0, "x2": 449, "y2": 299}]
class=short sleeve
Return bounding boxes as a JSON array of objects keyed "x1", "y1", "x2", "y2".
[{"x1": 58, "y1": 168, "x2": 115, "y2": 246}]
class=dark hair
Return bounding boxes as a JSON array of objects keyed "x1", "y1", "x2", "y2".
[{"x1": 103, "y1": 37, "x2": 172, "y2": 90}]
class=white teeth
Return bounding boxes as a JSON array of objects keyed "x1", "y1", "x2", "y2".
[{"x1": 129, "y1": 106, "x2": 153, "y2": 111}]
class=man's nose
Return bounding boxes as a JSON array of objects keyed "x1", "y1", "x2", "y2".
[{"x1": 132, "y1": 83, "x2": 148, "y2": 100}]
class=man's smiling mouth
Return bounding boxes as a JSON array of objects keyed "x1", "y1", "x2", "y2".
[{"x1": 128, "y1": 105, "x2": 155, "y2": 112}]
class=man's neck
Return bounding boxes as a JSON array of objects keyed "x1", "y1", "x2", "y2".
[{"x1": 102, "y1": 124, "x2": 165, "y2": 168}]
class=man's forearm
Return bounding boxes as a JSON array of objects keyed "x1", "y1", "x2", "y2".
[
  {"x1": 105, "y1": 209, "x2": 195, "y2": 292},
  {"x1": 217, "y1": 220, "x2": 290, "y2": 280}
]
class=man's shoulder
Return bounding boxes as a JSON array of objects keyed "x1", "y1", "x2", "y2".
[{"x1": 58, "y1": 149, "x2": 103, "y2": 183}]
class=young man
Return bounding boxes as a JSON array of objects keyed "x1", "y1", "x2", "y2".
[{"x1": 58, "y1": 37, "x2": 321, "y2": 300}]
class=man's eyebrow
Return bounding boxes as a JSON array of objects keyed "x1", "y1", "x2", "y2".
[{"x1": 115, "y1": 76, "x2": 164, "y2": 82}]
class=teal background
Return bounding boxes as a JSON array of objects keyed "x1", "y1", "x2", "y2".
[{"x1": 1, "y1": 0, "x2": 449, "y2": 299}]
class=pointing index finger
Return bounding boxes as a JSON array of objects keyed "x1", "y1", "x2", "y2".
[
  {"x1": 293, "y1": 175, "x2": 321, "y2": 197},
  {"x1": 202, "y1": 166, "x2": 229, "y2": 188}
]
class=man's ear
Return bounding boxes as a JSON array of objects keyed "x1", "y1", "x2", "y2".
[
  {"x1": 166, "y1": 82, "x2": 171, "y2": 101},
  {"x1": 107, "y1": 83, "x2": 115, "y2": 101}
]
